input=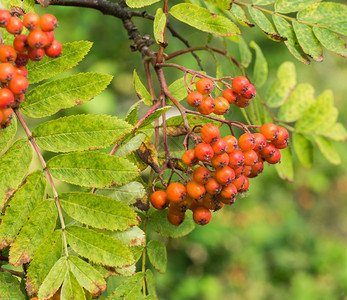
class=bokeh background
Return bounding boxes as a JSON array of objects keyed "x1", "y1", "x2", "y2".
[{"x1": 19, "y1": 1, "x2": 347, "y2": 299}]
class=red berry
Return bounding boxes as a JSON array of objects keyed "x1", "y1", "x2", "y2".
[
  {"x1": 260, "y1": 143, "x2": 276, "y2": 158},
  {"x1": 273, "y1": 126, "x2": 289, "y2": 146},
  {"x1": 45, "y1": 31, "x2": 55, "y2": 46},
  {"x1": 0, "y1": 63, "x2": 16, "y2": 83},
  {"x1": 186, "y1": 180, "x2": 206, "y2": 200},
  {"x1": 193, "y1": 206, "x2": 212, "y2": 226},
  {"x1": 196, "y1": 78, "x2": 214, "y2": 95},
  {"x1": 195, "y1": 143, "x2": 214, "y2": 162},
  {"x1": 215, "y1": 166, "x2": 235, "y2": 186},
  {"x1": 167, "y1": 209, "x2": 185, "y2": 226},
  {"x1": 198, "y1": 96, "x2": 215, "y2": 115},
  {"x1": 222, "y1": 88, "x2": 239, "y2": 104},
  {"x1": 243, "y1": 150, "x2": 258, "y2": 166},
  {"x1": 253, "y1": 133, "x2": 267, "y2": 152},
  {"x1": 261, "y1": 123, "x2": 279, "y2": 141},
  {"x1": 193, "y1": 166, "x2": 211, "y2": 185},
  {"x1": 220, "y1": 183, "x2": 237, "y2": 201},
  {"x1": 232, "y1": 76, "x2": 250, "y2": 94},
  {"x1": 6, "y1": 16, "x2": 23, "y2": 35},
  {"x1": 233, "y1": 175, "x2": 247, "y2": 191},
  {"x1": 28, "y1": 29, "x2": 49, "y2": 49},
  {"x1": 248, "y1": 160, "x2": 264, "y2": 178},
  {"x1": 243, "y1": 165, "x2": 252, "y2": 177},
  {"x1": 242, "y1": 84, "x2": 256, "y2": 99},
  {"x1": 223, "y1": 135, "x2": 238, "y2": 153},
  {"x1": 201, "y1": 194, "x2": 223, "y2": 211},
  {"x1": 15, "y1": 53, "x2": 29, "y2": 67},
  {"x1": 234, "y1": 95, "x2": 250, "y2": 108},
  {"x1": 234, "y1": 165, "x2": 244, "y2": 178},
  {"x1": 200, "y1": 123, "x2": 220, "y2": 144},
  {"x1": 0, "y1": 88, "x2": 14, "y2": 108},
  {"x1": 23, "y1": 12, "x2": 40, "y2": 31},
  {"x1": 211, "y1": 153, "x2": 229, "y2": 169},
  {"x1": 238, "y1": 176, "x2": 250, "y2": 193},
  {"x1": 238, "y1": 133, "x2": 256, "y2": 151},
  {"x1": 12, "y1": 93, "x2": 25, "y2": 108},
  {"x1": 228, "y1": 150, "x2": 245, "y2": 168},
  {"x1": 211, "y1": 138, "x2": 228, "y2": 154},
  {"x1": 213, "y1": 97, "x2": 230, "y2": 115},
  {"x1": 265, "y1": 148, "x2": 281, "y2": 164},
  {"x1": 39, "y1": 14, "x2": 58, "y2": 32},
  {"x1": 0, "y1": 9, "x2": 11, "y2": 27},
  {"x1": 13, "y1": 34, "x2": 29, "y2": 53},
  {"x1": 0, "y1": 107, "x2": 13, "y2": 126},
  {"x1": 8, "y1": 75, "x2": 29, "y2": 95},
  {"x1": 28, "y1": 47, "x2": 45, "y2": 62},
  {"x1": 205, "y1": 177, "x2": 222, "y2": 195},
  {"x1": 170, "y1": 195, "x2": 193, "y2": 213},
  {"x1": 166, "y1": 182, "x2": 187, "y2": 203},
  {"x1": 187, "y1": 91, "x2": 203, "y2": 107},
  {"x1": 0, "y1": 45, "x2": 17, "y2": 63},
  {"x1": 15, "y1": 66, "x2": 28, "y2": 78},
  {"x1": 150, "y1": 191, "x2": 168, "y2": 210},
  {"x1": 182, "y1": 149, "x2": 198, "y2": 167},
  {"x1": 45, "y1": 40, "x2": 62, "y2": 58}
]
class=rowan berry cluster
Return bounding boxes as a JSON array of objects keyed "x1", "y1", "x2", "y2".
[
  {"x1": 150, "y1": 122, "x2": 289, "y2": 226},
  {"x1": 0, "y1": 9, "x2": 61, "y2": 129},
  {"x1": 187, "y1": 76, "x2": 256, "y2": 115}
]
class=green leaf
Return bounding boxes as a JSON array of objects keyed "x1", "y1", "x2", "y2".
[
  {"x1": 205, "y1": 0, "x2": 233, "y2": 10},
  {"x1": 278, "y1": 83, "x2": 315, "y2": 122},
  {"x1": 239, "y1": 36, "x2": 252, "y2": 68},
  {"x1": 265, "y1": 61, "x2": 296, "y2": 108},
  {"x1": 313, "y1": 27, "x2": 347, "y2": 58},
  {"x1": 126, "y1": 0, "x2": 159, "y2": 8},
  {"x1": 116, "y1": 134, "x2": 147, "y2": 157},
  {"x1": 47, "y1": 151, "x2": 139, "y2": 188},
  {"x1": 95, "y1": 181, "x2": 146, "y2": 205},
  {"x1": 106, "y1": 272, "x2": 143, "y2": 300},
  {"x1": 295, "y1": 90, "x2": 337, "y2": 134},
  {"x1": 293, "y1": 133, "x2": 313, "y2": 168},
  {"x1": 274, "y1": 147, "x2": 294, "y2": 182},
  {"x1": 314, "y1": 136, "x2": 341, "y2": 165},
  {"x1": 321, "y1": 123, "x2": 347, "y2": 142},
  {"x1": 252, "y1": 0, "x2": 274, "y2": 4},
  {"x1": 231, "y1": 4, "x2": 254, "y2": 27},
  {"x1": 272, "y1": 15, "x2": 310, "y2": 65},
  {"x1": 292, "y1": 21, "x2": 323, "y2": 62},
  {"x1": 65, "y1": 226, "x2": 134, "y2": 268},
  {"x1": 27, "y1": 41, "x2": 93, "y2": 84},
  {"x1": 125, "y1": 100, "x2": 143, "y2": 126},
  {"x1": 1, "y1": 0, "x2": 34, "y2": 12},
  {"x1": 138, "y1": 106, "x2": 171, "y2": 129},
  {"x1": 9, "y1": 200, "x2": 57, "y2": 267},
  {"x1": 33, "y1": 114, "x2": 132, "y2": 153},
  {"x1": 325, "y1": 22, "x2": 347, "y2": 37},
  {"x1": 0, "y1": 117, "x2": 17, "y2": 154},
  {"x1": 145, "y1": 269, "x2": 158, "y2": 299},
  {"x1": 0, "y1": 139, "x2": 32, "y2": 210},
  {"x1": 147, "y1": 240, "x2": 167, "y2": 273},
  {"x1": 275, "y1": 0, "x2": 322, "y2": 13},
  {"x1": 26, "y1": 231, "x2": 63, "y2": 296},
  {"x1": 169, "y1": 4, "x2": 240, "y2": 36},
  {"x1": 68, "y1": 255, "x2": 106, "y2": 297},
  {"x1": 0, "y1": 170, "x2": 46, "y2": 249},
  {"x1": 133, "y1": 70, "x2": 152, "y2": 106},
  {"x1": 60, "y1": 192, "x2": 139, "y2": 231},
  {"x1": 104, "y1": 226, "x2": 145, "y2": 248},
  {"x1": 249, "y1": 41, "x2": 268, "y2": 87},
  {"x1": 21, "y1": 73, "x2": 113, "y2": 118},
  {"x1": 38, "y1": 256, "x2": 67, "y2": 299},
  {"x1": 167, "y1": 74, "x2": 193, "y2": 103},
  {"x1": 154, "y1": 8, "x2": 167, "y2": 45},
  {"x1": 150, "y1": 210, "x2": 195, "y2": 238},
  {"x1": 0, "y1": 272, "x2": 25, "y2": 299},
  {"x1": 61, "y1": 270, "x2": 86, "y2": 300},
  {"x1": 248, "y1": 6, "x2": 285, "y2": 41}
]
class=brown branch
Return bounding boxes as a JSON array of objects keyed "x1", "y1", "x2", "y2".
[{"x1": 0, "y1": 267, "x2": 25, "y2": 278}]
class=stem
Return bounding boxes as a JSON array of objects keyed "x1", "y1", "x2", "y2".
[
  {"x1": 0, "y1": 267, "x2": 24, "y2": 278},
  {"x1": 131, "y1": 100, "x2": 162, "y2": 133},
  {"x1": 15, "y1": 110, "x2": 69, "y2": 258},
  {"x1": 155, "y1": 0, "x2": 168, "y2": 65}
]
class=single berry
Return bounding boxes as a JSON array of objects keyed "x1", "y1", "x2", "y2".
[
  {"x1": 242, "y1": 84, "x2": 256, "y2": 99},
  {"x1": 238, "y1": 133, "x2": 256, "y2": 151},
  {"x1": 261, "y1": 123, "x2": 279, "y2": 141},
  {"x1": 232, "y1": 76, "x2": 250, "y2": 94},
  {"x1": 195, "y1": 143, "x2": 214, "y2": 162},
  {"x1": 28, "y1": 29, "x2": 49, "y2": 48},
  {"x1": 196, "y1": 78, "x2": 214, "y2": 95},
  {"x1": 28, "y1": 47, "x2": 45, "y2": 61},
  {"x1": 211, "y1": 138, "x2": 228, "y2": 154},
  {"x1": 223, "y1": 135, "x2": 238, "y2": 153},
  {"x1": 15, "y1": 66, "x2": 28, "y2": 78},
  {"x1": 167, "y1": 209, "x2": 185, "y2": 226},
  {"x1": 211, "y1": 153, "x2": 229, "y2": 169},
  {"x1": 238, "y1": 176, "x2": 250, "y2": 193},
  {"x1": 12, "y1": 93, "x2": 25, "y2": 108},
  {"x1": 193, "y1": 166, "x2": 211, "y2": 185},
  {"x1": 0, "y1": 63, "x2": 16, "y2": 83},
  {"x1": 220, "y1": 183, "x2": 237, "y2": 201},
  {"x1": 170, "y1": 196, "x2": 193, "y2": 213},
  {"x1": 0, "y1": 9, "x2": 11, "y2": 27},
  {"x1": 186, "y1": 180, "x2": 206, "y2": 200},
  {"x1": 213, "y1": 97, "x2": 230, "y2": 115},
  {"x1": 222, "y1": 88, "x2": 239, "y2": 104},
  {"x1": 228, "y1": 150, "x2": 245, "y2": 168},
  {"x1": 187, "y1": 91, "x2": 203, "y2": 107},
  {"x1": 0, "y1": 107, "x2": 13, "y2": 127},
  {"x1": 193, "y1": 206, "x2": 212, "y2": 226},
  {"x1": 200, "y1": 123, "x2": 220, "y2": 144},
  {"x1": 182, "y1": 149, "x2": 198, "y2": 167},
  {"x1": 233, "y1": 175, "x2": 247, "y2": 192},
  {"x1": 0, "y1": 45, "x2": 17, "y2": 63},
  {"x1": 215, "y1": 166, "x2": 235, "y2": 186},
  {"x1": 234, "y1": 165, "x2": 244, "y2": 178},
  {"x1": 6, "y1": 16, "x2": 23, "y2": 35},
  {"x1": 198, "y1": 96, "x2": 215, "y2": 115},
  {"x1": 8, "y1": 75, "x2": 29, "y2": 95},
  {"x1": 248, "y1": 160, "x2": 264, "y2": 178},
  {"x1": 253, "y1": 133, "x2": 267, "y2": 152},
  {"x1": 45, "y1": 40, "x2": 62, "y2": 58},
  {"x1": 265, "y1": 148, "x2": 281, "y2": 164},
  {"x1": 205, "y1": 177, "x2": 222, "y2": 195},
  {"x1": 150, "y1": 191, "x2": 169, "y2": 210},
  {"x1": 260, "y1": 143, "x2": 276, "y2": 158},
  {"x1": 201, "y1": 194, "x2": 220, "y2": 211},
  {"x1": 166, "y1": 182, "x2": 186, "y2": 203},
  {"x1": 243, "y1": 149, "x2": 258, "y2": 166},
  {"x1": 39, "y1": 14, "x2": 58, "y2": 32},
  {"x1": 13, "y1": 34, "x2": 29, "y2": 53},
  {"x1": 243, "y1": 165, "x2": 252, "y2": 177},
  {"x1": 273, "y1": 126, "x2": 289, "y2": 145},
  {"x1": 45, "y1": 31, "x2": 55, "y2": 46},
  {"x1": 234, "y1": 95, "x2": 250, "y2": 108},
  {"x1": 23, "y1": 12, "x2": 40, "y2": 31},
  {"x1": 0, "y1": 88, "x2": 14, "y2": 108},
  {"x1": 15, "y1": 53, "x2": 29, "y2": 67}
]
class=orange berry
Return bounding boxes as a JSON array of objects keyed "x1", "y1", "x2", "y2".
[
  {"x1": 211, "y1": 153, "x2": 229, "y2": 169},
  {"x1": 222, "y1": 88, "x2": 239, "y2": 104},
  {"x1": 167, "y1": 209, "x2": 185, "y2": 226},
  {"x1": 198, "y1": 96, "x2": 215, "y2": 115},
  {"x1": 182, "y1": 149, "x2": 198, "y2": 167},
  {"x1": 215, "y1": 166, "x2": 235, "y2": 186},
  {"x1": 195, "y1": 143, "x2": 214, "y2": 162},
  {"x1": 261, "y1": 123, "x2": 279, "y2": 141},
  {"x1": 23, "y1": 12, "x2": 40, "y2": 31},
  {"x1": 200, "y1": 123, "x2": 220, "y2": 144},
  {"x1": 205, "y1": 177, "x2": 222, "y2": 195},
  {"x1": 150, "y1": 191, "x2": 169, "y2": 210},
  {"x1": 187, "y1": 91, "x2": 203, "y2": 107},
  {"x1": 238, "y1": 133, "x2": 256, "y2": 151},
  {"x1": 186, "y1": 180, "x2": 206, "y2": 200},
  {"x1": 166, "y1": 182, "x2": 186, "y2": 203},
  {"x1": 193, "y1": 166, "x2": 211, "y2": 185},
  {"x1": 193, "y1": 206, "x2": 212, "y2": 225},
  {"x1": 196, "y1": 78, "x2": 214, "y2": 95},
  {"x1": 213, "y1": 97, "x2": 230, "y2": 115},
  {"x1": 223, "y1": 135, "x2": 238, "y2": 153}
]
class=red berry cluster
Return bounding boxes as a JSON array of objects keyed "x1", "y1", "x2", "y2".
[
  {"x1": 186, "y1": 76, "x2": 256, "y2": 115},
  {"x1": 150, "y1": 123, "x2": 289, "y2": 226},
  {"x1": 0, "y1": 9, "x2": 61, "y2": 129}
]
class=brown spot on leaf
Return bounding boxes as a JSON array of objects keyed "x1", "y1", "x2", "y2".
[
  {"x1": 136, "y1": 140, "x2": 160, "y2": 173},
  {"x1": 74, "y1": 99, "x2": 84, "y2": 105},
  {"x1": 209, "y1": 12, "x2": 218, "y2": 18},
  {"x1": 134, "y1": 197, "x2": 149, "y2": 211}
]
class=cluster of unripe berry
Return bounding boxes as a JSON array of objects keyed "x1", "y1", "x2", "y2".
[
  {"x1": 186, "y1": 76, "x2": 256, "y2": 115},
  {"x1": 0, "y1": 9, "x2": 61, "y2": 128},
  {"x1": 150, "y1": 123, "x2": 289, "y2": 226}
]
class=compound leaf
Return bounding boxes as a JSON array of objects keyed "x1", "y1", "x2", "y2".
[
  {"x1": 313, "y1": 27, "x2": 347, "y2": 58},
  {"x1": 170, "y1": 3, "x2": 240, "y2": 36},
  {"x1": 0, "y1": 117, "x2": 17, "y2": 154},
  {"x1": 0, "y1": 170, "x2": 46, "y2": 249},
  {"x1": 59, "y1": 192, "x2": 139, "y2": 231},
  {"x1": 0, "y1": 139, "x2": 32, "y2": 210},
  {"x1": 314, "y1": 136, "x2": 341, "y2": 165},
  {"x1": 33, "y1": 114, "x2": 131, "y2": 153},
  {"x1": 321, "y1": 123, "x2": 347, "y2": 142},
  {"x1": 147, "y1": 240, "x2": 167, "y2": 273},
  {"x1": 65, "y1": 226, "x2": 134, "y2": 268},
  {"x1": 27, "y1": 41, "x2": 92, "y2": 84},
  {"x1": 106, "y1": 272, "x2": 143, "y2": 300},
  {"x1": 21, "y1": 72, "x2": 113, "y2": 118},
  {"x1": 0, "y1": 271, "x2": 25, "y2": 299},
  {"x1": 9, "y1": 200, "x2": 57, "y2": 267},
  {"x1": 231, "y1": 4, "x2": 254, "y2": 27},
  {"x1": 61, "y1": 270, "x2": 86, "y2": 300},
  {"x1": 292, "y1": 133, "x2": 314, "y2": 168},
  {"x1": 47, "y1": 151, "x2": 139, "y2": 188},
  {"x1": 275, "y1": 0, "x2": 322, "y2": 14}
]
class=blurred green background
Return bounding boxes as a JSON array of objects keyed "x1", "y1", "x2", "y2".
[{"x1": 29, "y1": 1, "x2": 347, "y2": 299}]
